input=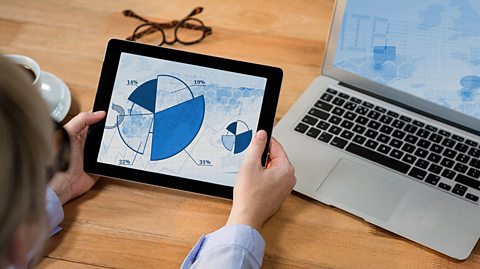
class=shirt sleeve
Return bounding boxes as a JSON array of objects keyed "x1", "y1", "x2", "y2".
[
  {"x1": 181, "y1": 224, "x2": 265, "y2": 269},
  {"x1": 45, "y1": 186, "x2": 64, "y2": 237}
]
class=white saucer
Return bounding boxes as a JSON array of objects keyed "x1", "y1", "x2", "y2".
[{"x1": 39, "y1": 71, "x2": 71, "y2": 122}]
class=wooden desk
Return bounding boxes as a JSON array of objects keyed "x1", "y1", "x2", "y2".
[{"x1": 1, "y1": 0, "x2": 478, "y2": 268}]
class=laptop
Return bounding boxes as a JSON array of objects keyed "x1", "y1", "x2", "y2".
[{"x1": 274, "y1": 0, "x2": 480, "y2": 259}]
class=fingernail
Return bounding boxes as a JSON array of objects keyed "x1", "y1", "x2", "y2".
[
  {"x1": 256, "y1": 130, "x2": 267, "y2": 141},
  {"x1": 93, "y1": 111, "x2": 105, "y2": 115}
]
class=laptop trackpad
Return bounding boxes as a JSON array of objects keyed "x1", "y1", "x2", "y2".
[{"x1": 316, "y1": 158, "x2": 411, "y2": 222}]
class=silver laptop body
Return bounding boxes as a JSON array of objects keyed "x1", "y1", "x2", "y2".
[{"x1": 274, "y1": 0, "x2": 480, "y2": 259}]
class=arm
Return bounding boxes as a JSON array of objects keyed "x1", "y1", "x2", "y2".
[{"x1": 182, "y1": 130, "x2": 296, "y2": 269}]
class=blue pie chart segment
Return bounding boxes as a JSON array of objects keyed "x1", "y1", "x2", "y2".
[
  {"x1": 234, "y1": 130, "x2": 253, "y2": 154},
  {"x1": 128, "y1": 79, "x2": 157, "y2": 113},
  {"x1": 221, "y1": 121, "x2": 253, "y2": 154},
  {"x1": 151, "y1": 96, "x2": 205, "y2": 160}
]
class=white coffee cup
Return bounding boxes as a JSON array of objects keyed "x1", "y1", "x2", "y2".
[{"x1": 5, "y1": 54, "x2": 42, "y2": 90}]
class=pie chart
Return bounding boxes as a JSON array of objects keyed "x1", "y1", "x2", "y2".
[
  {"x1": 122, "y1": 75, "x2": 205, "y2": 161},
  {"x1": 221, "y1": 120, "x2": 253, "y2": 154}
]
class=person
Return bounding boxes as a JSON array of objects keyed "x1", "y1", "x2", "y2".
[{"x1": 0, "y1": 55, "x2": 296, "y2": 269}]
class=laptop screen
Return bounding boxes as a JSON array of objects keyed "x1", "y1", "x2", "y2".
[{"x1": 333, "y1": 0, "x2": 480, "y2": 120}]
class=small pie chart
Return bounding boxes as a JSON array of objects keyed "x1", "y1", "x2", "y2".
[{"x1": 221, "y1": 120, "x2": 253, "y2": 154}]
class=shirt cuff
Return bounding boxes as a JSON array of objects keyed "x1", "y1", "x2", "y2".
[
  {"x1": 183, "y1": 224, "x2": 266, "y2": 268},
  {"x1": 45, "y1": 186, "x2": 64, "y2": 236}
]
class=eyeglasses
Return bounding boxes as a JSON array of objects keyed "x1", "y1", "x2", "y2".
[
  {"x1": 45, "y1": 120, "x2": 71, "y2": 181},
  {"x1": 123, "y1": 7, "x2": 213, "y2": 46}
]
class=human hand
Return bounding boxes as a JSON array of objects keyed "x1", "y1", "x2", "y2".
[
  {"x1": 226, "y1": 130, "x2": 296, "y2": 231},
  {"x1": 49, "y1": 111, "x2": 106, "y2": 205}
]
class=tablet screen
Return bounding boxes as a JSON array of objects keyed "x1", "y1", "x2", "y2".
[{"x1": 97, "y1": 52, "x2": 267, "y2": 187}]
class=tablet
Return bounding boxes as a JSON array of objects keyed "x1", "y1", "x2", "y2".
[{"x1": 84, "y1": 39, "x2": 282, "y2": 198}]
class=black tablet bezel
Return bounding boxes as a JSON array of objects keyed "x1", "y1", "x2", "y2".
[{"x1": 84, "y1": 39, "x2": 283, "y2": 199}]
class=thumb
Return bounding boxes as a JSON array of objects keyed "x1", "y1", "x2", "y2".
[
  {"x1": 244, "y1": 130, "x2": 268, "y2": 166},
  {"x1": 65, "y1": 111, "x2": 106, "y2": 136}
]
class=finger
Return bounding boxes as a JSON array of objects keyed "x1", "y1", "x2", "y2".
[
  {"x1": 244, "y1": 130, "x2": 268, "y2": 166},
  {"x1": 267, "y1": 137, "x2": 290, "y2": 166},
  {"x1": 64, "y1": 111, "x2": 106, "y2": 136}
]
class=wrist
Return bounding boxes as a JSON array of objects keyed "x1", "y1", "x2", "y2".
[
  {"x1": 48, "y1": 173, "x2": 71, "y2": 205},
  {"x1": 226, "y1": 209, "x2": 263, "y2": 232}
]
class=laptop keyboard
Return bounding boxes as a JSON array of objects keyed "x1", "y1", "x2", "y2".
[{"x1": 294, "y1": 88, "x2": 480, "y2": 204}]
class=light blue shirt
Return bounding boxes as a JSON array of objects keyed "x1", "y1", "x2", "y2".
[{"x1": 44, "y1": 188, "x2": 266, "y2": 269}]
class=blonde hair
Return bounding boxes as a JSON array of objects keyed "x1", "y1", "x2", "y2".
[{"x1": 0, "y1": 55, "x2": 53, "y2": 260}]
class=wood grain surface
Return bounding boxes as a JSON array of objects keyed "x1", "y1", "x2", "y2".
[{"x1": 0, "y1": 0, "x2": 479, "y2": 268}]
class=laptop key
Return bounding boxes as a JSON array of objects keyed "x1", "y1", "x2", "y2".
[
  {"x1": 426, "y1": 125, "x2": 438, "y2": 132},
  {"x1": 340, "y1": 130, "x2": 354, "y2": 140},
  {"x1": 441, "y1": 169, "x2": 456, "y2": 180},
  {"x1": 440, "y1": 158, "x2": 454, "y2": 168},
  {"x1": 466, "y1": 193, "x2": 479, "y2": 202},
  {"x1": 340, "y1": 120, "x2": 354, "y2": 130},
  {"x1": 314, "y1": 100, "x2": 333, "y2": 112},
  {"x1": 338, "y1": 92, "x2": 349, "y2": 99},
  {"x1": 456, "y1": 153, "x2": 470, "y2": 164},
  {"x1": 375, "y1": 106, "x2": 387, "y2": 113},
  {"x1": 363, "y1": 101, "x2": 374, "y2": 108},
  {"x1": 441, "y1": 138, "x2": 455, "y2": 147},
  {"x1": 427, "y1": 153, "x2": 441, "y2": 163},
  {"x1": 467, "y1": 168, "x2": 480, "y2": 179},
  {"x1": 387, "y1": 111, "x2": 399, "y2": 118},
  {"x1": 412, "y1": 120, "x2": 425, "y2": 128},
  {"x1": 318, "y1": 132, "x2": 333, "y2": 143},
  {"x1": 317, "y1": 121, "x2": 330, "y2": 130},
  {"x1": 309, "y1": 108, "x2": 329, "y2": 120},
  {"x1": 302, "y1": 115, "x2": 318, "y2": 125},
  {"x1": 466, "y1": 139, "x2": 478, "y2": 147},
  {"x1": 365, "y1": 130, "x2": 378, "y2": 139},
  {"x1": 392, "y1": 130, "x2": 406, "y2": 139},
  {"x1": 330, "y1": 137, "x2": 348, "y2": 149},
  {"x1": 467, "y1": 147, "x2": 480, "y2": 158},
  {"x1": 328, "y1": 126, "x2": 342, "y2": 135},
  {"x1": 389, "y1": 139, "x2": 403, "y2": 148},
  {"x1": 353, "y1": 135, "x2": 367, "y2": 145},
  {"x1": 454, "y1": 163, "x2": 468, "y2": 174},
  {"x1": 405, "y1": 134, "x2": 418, "y2": 144},
  {"x1": 392, "y1": 119, "x2": 405, "y2": 129},
  {"x1": 344, "y1": 111, "x2": 356, "y2": 120},
  {"x1": 425, "y1": 174, "x2": 440, "y2": 186},
  {"x1": 442, "y1": 149, "x2": 456, "y2": 159},
  {"x1": 350, "y1": 97, "x2": 362, "y2": 104},
  {"x1": 326, "y1": 88, "x2": 337, "y2": 95},
  {"x1": 379, "y1": 125, "x2": 393, "y2": 135},
  {"x1": 378, "y1": 144, "x2": 391, "y2": 154},
  {"x1": 438, "y1": 183, "x2": 452, "y2": 191},
  {"x1": 352, "y1": 125, "x2": 366, "y2": 134},
  {"x1": 430, "y1": 144, "x2": 444, "y2": 154},
  {"x1": 295, "y1": 123, "x2": 309, "y2": 133},
  {"x1": 306, "y1": 127, "x2": 321, "y2": 138},
  {"x1": 470, "y1": 159, "x2": 480, "y2": 169},
  {"x1": 409, "y1": 167, "x2": 427, "y2": 180},
  {"x1": 414, "y1": 148, "x2": 428, "y2": 158},
  {"x1": 415, "y1": 159, "x2": 430, "y2": 169},
  {"x1": 452, "y1": 134, "x2": 465, "y2": 142},
  {"x1": 404, "y1": 124, "x2": 418, "y2": 134},
  {"x1": 452, "y1": 184, "x2": 467, "y2": 196},
  {"x1": 321, "y1": 93, "x2": 334, "y2": 102},
  {"x1": 328, "y1": 115, "x2": 342, "y2": 125},
  {"x1": 355, "y1": 106, "x2": 369, "y2": 115},
  {"x1": 355, "y1": 115, "x2": 369, "y2": 125},
  {"x1": 402, "y1": 154, "x2": 416, "y2": 164},
  {"x1": 365, "y1": 139, "x2": 379, "y2": 150},
  {"x1": 332, "y1": 107, "x2": 345, "y2": 116},
  {"x1": 428, "y1": 133, "x2": 442, "y2": 143},
  {"x1": 400, "y1": 115, "x2": 412, "y2": 122},
  {"x1": 454, "y1": 143, "x2": 468, "y2": 153},
  {"x1": 455, "y1": 174, "x2": 480, "y2": 190},
  {"x1": 390, "y1": 149, "x2": 403, "y2": 159},
  {"x1": 378, "y1": 134, "x2": 390, "y2": 144},
  {"x1": 417, "y1": 139, "x2": 431, "y2": 149},
  {"x1": 402, "y1": 143, "x2": 415, "y2": 153},
  {"x1": 417, "y1": 129, "x2": 430, "y2": 138},
  {"x1": 343, "y1": 102, "x2": 357, "y2": 111},
  {"x1": 428, "y1": 164, "x2": 442, "y2": 174},
  {"x1": 367, "y1": 110, "x2": 381, "y2": 120},
  {"x1": 367, "y1": 120, "x2": 381, "y2": 130},
  {"x1": 345, "y1": 143, "x2": 410, "y2": 174},
  {"x1": 439, "y1": 130, "x2": 451, "y2": 137},
  {"x1": 332, "y1": 97, "x2": 345, "y2": 106}
]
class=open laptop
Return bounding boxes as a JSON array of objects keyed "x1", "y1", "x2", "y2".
[{"x1": 274, "y1": 0, "x2": 480, "y2": 259}]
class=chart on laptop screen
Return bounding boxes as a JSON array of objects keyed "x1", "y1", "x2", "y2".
[{"x1": 334, "y1": 0, "x2": 480, "y2": 119}]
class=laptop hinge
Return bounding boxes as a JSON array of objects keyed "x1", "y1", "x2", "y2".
[{"x1": 338, "y1": 81, "x2": 480, "y2": 137}]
